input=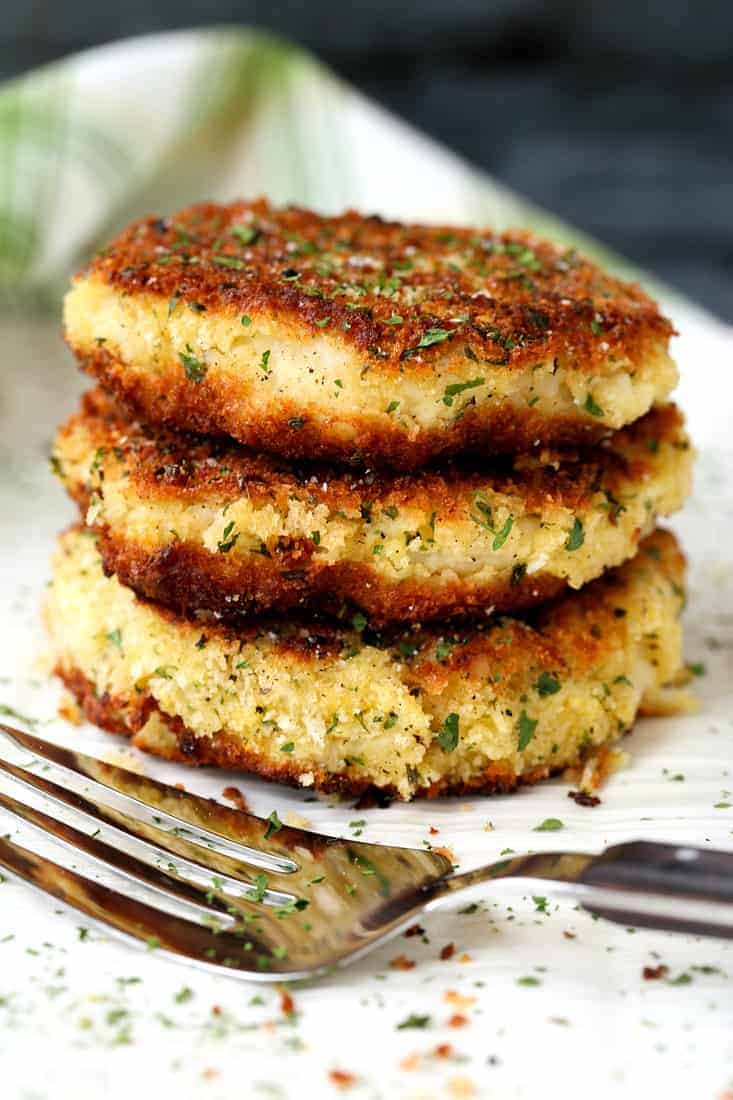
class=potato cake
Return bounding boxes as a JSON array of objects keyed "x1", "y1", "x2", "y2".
[
  {"x1": 64, "y1": 200, "x2": 677, "y2": 468},
  {"x1": 47, "y1": 527, "x2": 687, "y2": 800},
  {"x1": 54, "y1": 391, "x2": 692, "y2": 626}
]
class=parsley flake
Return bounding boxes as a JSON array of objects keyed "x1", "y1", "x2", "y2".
[
  {"x1": 211, "y1": 255, "x2": 245, "y2": 270},
  {"x1": 397, "y1": 1014, "x2": 431, "y2": 1030},
  {"x1": 533, "y1": 818, "x2": 564, "y2": 832},
  {"x1": 517, "y1": 709, "x2": 537, "y2": 751},
  {"x1": 418, "y1": 328, "x2": 450, "y2": 348},
  {"x1": 442, "y1": 376, "x2": 485, "y2": 406},
  {"x1": 217, "y1": 521, "x2": 239, "y2": 554},
  {"x1": 230, "y1": 224, "x2": 260, "y2": 245},
  {"x1": 491, "y1": 515, "x2": 513, "y2": 551},
  {"x1": 264, "y1": 811, "x2": 283, "y2": 840},
  {"x1": 565, "y1": 517, "x2": 585, "y2": 551},
  {"x1": 178, "y1": 345, "x2": 207, "y2": 383},
  {"x1": 437, "y1": 712, "x2": 459, "y2": 753},
  {"x1": 584, "y1": 393, "x2": 605, "y2": 417},
  {"x1": 534, "y1": 671, "x2": 561, "y2": 696}
]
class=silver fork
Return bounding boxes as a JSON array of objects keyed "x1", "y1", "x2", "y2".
[{"x1": 1, "y1": 722, "x2": 732, "y2": 982}]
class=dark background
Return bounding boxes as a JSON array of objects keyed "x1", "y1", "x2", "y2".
[{"x1": 3, "y1": 0, "x2": 732, "y2": 319}]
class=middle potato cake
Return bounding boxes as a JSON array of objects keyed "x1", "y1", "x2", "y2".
[{"x1": 54, "y1": 389, "x2": 692, "y2": 626}]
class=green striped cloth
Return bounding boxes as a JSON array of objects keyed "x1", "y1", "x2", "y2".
[{"x1": 0, "y1": 27, "x2": 650, "y2": 312}]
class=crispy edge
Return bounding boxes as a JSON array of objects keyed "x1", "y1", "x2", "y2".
[
  {"x1": 81, "y1": 346, "x2": 616, "y2": 467},
  {"x1": 57, "y1": 394, "x2": 687, "y2": 624},
  {"x1": 60, "y1": 388, "x2": 685, "y2": 516},
  {"x1": 55, "y1": 664, "x2": 561, "y2": 800},
  {"x1": 51, "y1": 530, "x2": 685, "y2": 799},
  {"x1": 91, "y1": 529, "x2": 569, "y2": 626}
]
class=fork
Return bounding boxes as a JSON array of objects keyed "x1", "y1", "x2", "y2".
[{"x1": 1, "y1": 722, "x2": 732, "y2": 982}]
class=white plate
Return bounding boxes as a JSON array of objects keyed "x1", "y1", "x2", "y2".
[{"x1": 0, "y1": 304, "x2": 732, "y2": 1100}]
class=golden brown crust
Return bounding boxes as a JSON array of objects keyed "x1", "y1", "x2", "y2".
[
  {"x1": 63, "y1": 387, "x2": 680, "y2": 515},
  {"x1": 56, "y1": 390, "x2": 688, "y2": 624},
  {"x1": 80, "y1": 344, "x2": 633, "y2": 467},
  {"x1": 50, "y1": 528, "x2": 686, "y2": 800},
  {"x1": 55, "y1": 664, "x2": 559, "y2": 800},
  {"x1": 77, "y1": 198, "x2": 673, "y2": 377},
  {"x1": 58, "y1": 525, "x2": 685, "y2": 685},
  {"x1": 94, "y1": 531, "x2": 568, "y2": 624}
]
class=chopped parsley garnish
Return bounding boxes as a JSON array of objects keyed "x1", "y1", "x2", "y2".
[
  {"x1": 311, "y1": 530, "x2": 321, "y2": 546},
  {"x1": 246, "y1": 874, "x2": 268, "y2": 903},
  {"x1": 211, "y1": 255, "x2": 245, "y2": 270},
  {"x1": 288, "y1": 417, "x2": 306, "y2": 429},
  {"x1": 491, "y1": 515, "x2": 513, "y2": 550},
  {"x1": 435, "y1": 640, "x2": 453, "y2": 661},
  {"x1": 241, "y1": 314, "x2": 252, "y2": 326},
  {"x1": 397, "y1": 1014, "x2": 431, "y2": 1030},
  {"x1": 385, "y1": 400, "x2": 400, "y2": 414},
  {"x1": 217, "y1": 522, "x2": 239, "y2": 554},
  {"x1": 437, "y1": 712, "x2": 459, "y2": 753},
  {"x1": 230, "y1": 224, "x2": 260, "y2": 245},
  {"x1": 517, "y1": 710, "x2": 537, "y2": 751},
  {"x1": 442, "y1": 376, "x2": 485, "y2": 406},
  {"x1": 534, "y1": 671, "x2": 561, "y2": 696},
  {"x1": 167, "y1": 294, "x2": 180, "y2": 315},
  {"x1": 106, "y1": 628, "x2": 122, "y2": 649},
  {"x1": 565, "y1": 517, "x2": 585, "y2": 551},
  {"x1": 280, "y1": 741, "x2": 295, "y2": 753},
  {"x1": 352, "y1": 612, "x2": 368, "y2": 632},
  {"x1": 385, "y1": 315, "x2": 404, "y2": 325},
  {"x1": 259, "y1": 349, "x2": 271, "y2": 373},
  {"x1": 178, "y1": 345, "x2": 207, "y2": 383},
  {"x1": 533, "y1": 817, "x2": 564, "y2": 832},
  {"x1": 418, "y1": 328, "x2": 450, "y2": 348},
  {"x1": 264, "y1": 811, "x2": 283, "y2": 840},
  {"x1": 583, "y1": 393, "x2": 605, "y2": 417}
]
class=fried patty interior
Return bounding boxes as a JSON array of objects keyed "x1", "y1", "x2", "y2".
[{"x1": 47, "y1": 527, "x2": 687, "y2": 800}]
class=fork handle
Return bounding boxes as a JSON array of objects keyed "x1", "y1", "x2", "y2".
[{"x1": 579, "y1": 841, "x2": 733, "y2": 939}]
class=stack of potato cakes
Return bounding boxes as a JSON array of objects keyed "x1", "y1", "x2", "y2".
[{"x1": 50, "y1": 200, "x2": 693, "y2": 800}]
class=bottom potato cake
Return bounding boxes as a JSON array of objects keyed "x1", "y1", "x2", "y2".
[{"x1": 47, "y1": 527, "x2": 687, "y2": 800}]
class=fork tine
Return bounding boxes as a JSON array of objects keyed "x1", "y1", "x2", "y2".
[
  {"x1": 0, "y1": 724, "x2": 298, "y2": 875},
  {"x1": 0, "y1": 831, "x2": 313, "y2": 980},
  {"x1": 0, "y1": 787, "x2": 239, "y2": 930},
  {"x1": 0, "y1": 763, "x2": 297, "y2": 907}
]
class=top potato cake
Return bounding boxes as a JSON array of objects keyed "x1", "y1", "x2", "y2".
[{"x1": 64, "y1": 199, "x2": 677, "y2": 468}]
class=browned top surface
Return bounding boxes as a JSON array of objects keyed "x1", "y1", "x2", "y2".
[
  {"x1": 77, "y1": 198, "x2": 673, "y2": 374},
  {"x1": 59, "y1": 388, "x2": 686, "y2": 521}
]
